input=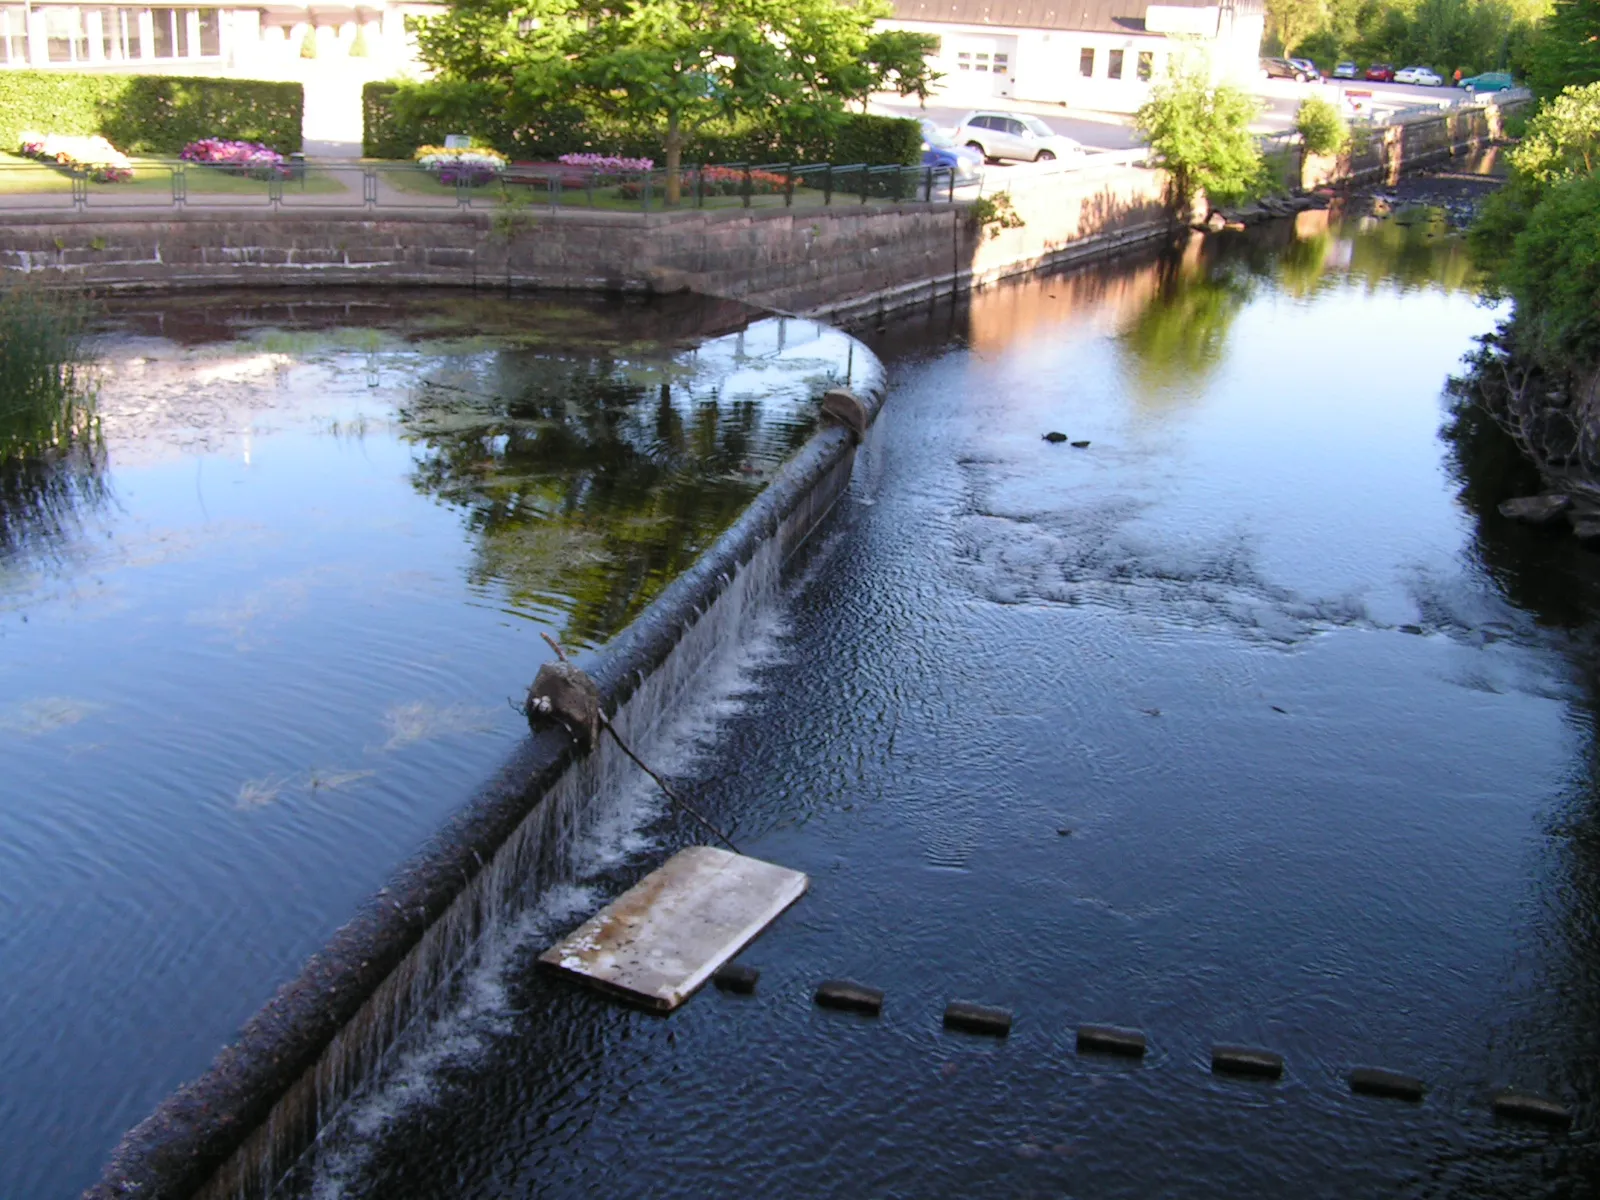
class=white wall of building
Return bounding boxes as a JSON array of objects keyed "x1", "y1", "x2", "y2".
[{"x1": 886, "y1": 12, "x2": 1264, "y2": 113}]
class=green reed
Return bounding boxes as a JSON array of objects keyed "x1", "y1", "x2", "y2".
[{"x1": 0, "y1": 283, "x2": 97, "y2": 464}]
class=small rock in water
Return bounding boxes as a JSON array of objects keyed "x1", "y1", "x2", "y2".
[
  {"x1": 1497, "y1": 494, "x2": 1570, "y2": 526},
  {"x1": 815, "y1": 979, "x2": 884, "y2": 1015},
  {"x1": 1043, "y1": 431, "x2": 1069, "y2": 443},
  {"x1": 1057, "y1": 827, "x2": 1074, "y2": 836},
  {"x1": 1071, "y1": 440, "x2": 1091, "y2": 448}
]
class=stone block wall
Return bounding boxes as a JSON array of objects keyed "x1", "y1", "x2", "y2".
[{"x1": 0, "y1": 164, "x2": 1178, "y2": 320}]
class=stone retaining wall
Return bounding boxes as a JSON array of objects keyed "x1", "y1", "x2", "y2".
[
  {"x1": 1302, "y1": 99, "x2": 1527, "y2": 190},
  {"x1": 0, "y1": 162, "x2": 1178, "y2": 319}
]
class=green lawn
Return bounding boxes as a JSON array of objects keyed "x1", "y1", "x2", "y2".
[
  {"x1": 367, "y1": 160, "x2": 932, "y2": 212},
  {"x1": 0, "y1": 152, "x2": 349, "y2": 197}
]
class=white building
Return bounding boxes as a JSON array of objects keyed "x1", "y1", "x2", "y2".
[
  {"x1": 0, "y1": 0, "x2": 436, "y2": 76},
  {"x1": 887, "y1": 0, "x2": 1265, "y2": 112}
]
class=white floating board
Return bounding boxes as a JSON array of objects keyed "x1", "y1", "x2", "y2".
[{"x1": 539, "y1": 846, "x2": 809, "y2": 1012}]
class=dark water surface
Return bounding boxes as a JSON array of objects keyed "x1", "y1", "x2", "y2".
[
  {"x1": 0, "y1": 291, "x2": 866, "y2": 1198},
  {"x1": 298, "y1": 211, "x2": 1600, "y2": 1198}
]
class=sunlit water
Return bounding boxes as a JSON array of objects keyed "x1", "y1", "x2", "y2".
[
  {"x1": 0, "y1": 291, "x2": 869, "y2": 1198},
  {"x1": 291, "y1": 210, "x2": 1600, "y2": 1198}
]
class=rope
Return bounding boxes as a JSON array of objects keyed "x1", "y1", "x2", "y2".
[{"x1": 539, "y1": 632, "x2": 740, "y2": 854}]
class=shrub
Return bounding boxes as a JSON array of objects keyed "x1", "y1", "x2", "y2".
[
  {"x1": 0, "y1": 72, "x2": 302, "y2": 154},
  {"x1": 1135, "y1": 64, "x2": 1267, "y2": 210},
  {"x1": 1501, "y1": 169, "x2": 1600, "y2": 369},
  {"x1": 361, "y1": 81, "x2": 922, "y2": 167},
  {"x1": 1296, "y1": 96, "x2": 1350, "y2": 156},
  {"x1": 616, "y1": 166, "x2": 798, "y2": 199},
  {"x1": 831, "y1": 114, "x2": 921, "y2": 167},
  {"x1": 559, "y1": 153, "x2": 654, "y2": 173}
]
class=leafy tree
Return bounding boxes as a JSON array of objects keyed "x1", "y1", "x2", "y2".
[
  {"x1": 1528, "y1": 0, "x2": 1600, "y2": 93},
  {"x1": 1500, "y1": 169, "x2": 1600, "y2": 367},
  {"x1": 1267, "y1": 0, "x2": 1330, "y2": 54},
  {"x1": 1295, "y1": 95, "x2": 1349, "y2": 154},
  {"x1": 411, "y1": 0, "x2": 938, "y2": 204},
  {"x1": 1135, "y1": 64, "x2": 1267, "y2": 211}
]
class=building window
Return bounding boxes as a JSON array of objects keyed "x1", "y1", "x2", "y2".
[
  {"x1": 1137, "y1": 50, "x2": 1154, "y2": 81},
  {"x1": 45, "y1": 7, "x2": 92, "y2": 62},
  {"x1": 956, "y1": 50, "x2": 970, "y2": 71},
  {"x1": 1079, "y1": 48, "x2": 1094, "y2": 76},
  {"x1": 992, "y1": 51, "x2": 1007, "y2": 76},
  {"x1": 97, "y1": 7, "x2": 143, "y2": 60},
  {"x1": 0, "y1": 4, "x2": 27, "y2": 62},
  {"x1": 197, "y1": 7, "x2": 218, "y2": 55},
  {"x1": 1108, "y1": 49, "x2": 1124, "y2": 79}
]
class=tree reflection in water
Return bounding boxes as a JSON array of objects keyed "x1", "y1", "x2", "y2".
[{"x1": 401, "y1": 351, "x2": 818, "y2": 649}]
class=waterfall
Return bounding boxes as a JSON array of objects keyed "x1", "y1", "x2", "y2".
[{"x1": 184, "y1": 444, "x2": 863, "y2": 1200}]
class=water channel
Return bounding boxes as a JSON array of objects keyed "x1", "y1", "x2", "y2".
[
  {"x1": 293, "y1": 210, "x2": 1599, "y2": 1198},
  {"x1": 7, "y1": 203, "x2": 1600, "y2": 1197}
]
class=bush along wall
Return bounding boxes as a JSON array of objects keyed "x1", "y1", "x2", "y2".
[
  {"x1": 361, "y1": 81, "x2": 920, "y2": 167},
  {"x1": 0, "y1": 73, "x2": 303, "y2": 154}
]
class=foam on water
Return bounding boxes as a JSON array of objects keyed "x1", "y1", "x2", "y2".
[{"x1": 294, "y1": 558, "x2": 799, "y2": 1200}]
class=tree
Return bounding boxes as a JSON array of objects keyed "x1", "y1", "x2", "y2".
[
  {"x1": 1528, "y1": 0, "x2": 1600, "y2": 93},
  {"x1": 1135, "y1": 64, "x2": 1267, "y2": 211},
  {"x1": 1295, "y1": 95, "x2": 1349, "y2": 154},
  {"x1": 1266, "y1": 0, "x2": 1329, "y2": 54},
  {"x1": 411, "y1": 0, "x2": 937, "y2": 204}
]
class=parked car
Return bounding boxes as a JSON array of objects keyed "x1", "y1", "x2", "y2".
[
  {"x1": 1460, "y1": 71, "x2": 1515, "y2": 93},
  {"x1": 918, "y1": 119, "x2": 984, "y2": 184},
  {"x1": 1394, "y1": 66, "x2": 1443, "y2": 85},
  {"x1": 1289, "y1": 58, "x2": 1323, "y2": 80},
  {"x1": 1365, "y1": 62, "x2": 1396, "y2": 81},
  {"x1": 952, "y1": 112, "x2": 1085, "y2": 163},
  {"x1": 1333, "y1": 60, "x2": 1358, "y2": 78},
  {"x1": 1261, "y1": 56, "x2": 1312, "y2": 81}
]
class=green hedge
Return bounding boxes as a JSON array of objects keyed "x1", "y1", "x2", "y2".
[
  {"x1": 0, "y1": 73, "x2": 302, "y2": 154},
  {"x1": 361, "y1": 80, "x2": 919, "y2": 166}
]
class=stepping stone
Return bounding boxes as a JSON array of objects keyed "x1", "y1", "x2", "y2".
[
  {"x1": 1493, "y1": 1090, "x2": 1572, "y2": 1127},
  {"x1": 712, "y1": 962, "x2": 760, "y2": 995},
  {"x1": 1211, "y1": 1045, "x2": 1284, "y2": 1080},
  {"x1": 943, "y1": 1001, "x2": 1012, "y2": 1037},
  {"x1": 1077, "y1": 1025, "x2": 1146, "y2": 1058},
  {"x1": 1349, "y1": 1067, "x2": 1425, "y2": 1101},
  {"x1": 815, "y1": 979, "x2": 883, "y2": 1016}
]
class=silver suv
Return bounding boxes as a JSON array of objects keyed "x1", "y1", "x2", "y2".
[{"x1": 952, "y1": 111, "x2": 1085, "y2": 164}]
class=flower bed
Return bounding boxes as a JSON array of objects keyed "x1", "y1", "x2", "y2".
[
  {"x1": 414, "y1": 144, "x2": 507, "y2": 187},
  {"x1": 558, "y1": 152, "x2": 654, "y2": 174},
  {"x1": 180, "y1": 138, "x2": 288, "y2": 179},
  {"x1": 616, "y1": 166, "x2": 796, "y2": 200},
  {"x1": 17, "y1": 132, "x2": 132, "y2": 183}
]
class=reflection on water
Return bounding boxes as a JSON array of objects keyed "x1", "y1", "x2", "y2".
[
  {"x1": 299, "y1": 212, "x2": 1600, "y2": 1198},
  {"x1": 0, "y1": 289, "x2": 866, "y2": 1200}
]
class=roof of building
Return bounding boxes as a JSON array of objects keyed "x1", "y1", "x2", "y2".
[{"x1": 889, "y1": 0, "x2": 1226, "y2": 35}]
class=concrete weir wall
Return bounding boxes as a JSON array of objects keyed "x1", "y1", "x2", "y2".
[
  {"x1": 0, "y1": 162, "x2": 1176, "y2": 319},
  {"x1": 85, "y1": 349, "x2": 886, "y2": 1200}
]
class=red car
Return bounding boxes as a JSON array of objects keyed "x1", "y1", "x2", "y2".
[{"x1": 1365, "y1": 63, "x2": 1396, "y2": 81}]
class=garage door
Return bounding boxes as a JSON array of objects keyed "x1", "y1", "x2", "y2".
[{"x1": 947, "y1": 34, "x2": 1017, "y2": 98}]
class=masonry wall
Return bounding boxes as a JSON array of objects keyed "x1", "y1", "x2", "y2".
[{"x1": 0, "y1": 162, "x2": 1178, "y2": 319}]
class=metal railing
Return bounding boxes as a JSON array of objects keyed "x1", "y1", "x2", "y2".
[{"x1": 0, "y1": 158, "x2": 975, "y2": 215}]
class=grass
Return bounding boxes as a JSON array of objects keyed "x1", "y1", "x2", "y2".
[
  {"x1": 369, "y1": 161, "x2": 941, "y2": 212},
  {"x1": 0, "y1": 152, "x2": 349, "y2": 197}
]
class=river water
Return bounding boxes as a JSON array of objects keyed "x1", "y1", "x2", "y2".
[
  {"x1": 287, "y1": 210, "x2": 1600, "y2": 1198},
  {"x1": 0, "y1": 292, "x2": 867, "y2": 1198}
]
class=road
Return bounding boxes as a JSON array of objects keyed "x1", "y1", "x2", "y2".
[{"x1": 872, "y1": 77, "x2": 1482, "y2": 151}]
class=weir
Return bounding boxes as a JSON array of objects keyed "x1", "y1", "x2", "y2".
[{"x1": 88, "y1": 335, "x2": 886, "y2": 1200}]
